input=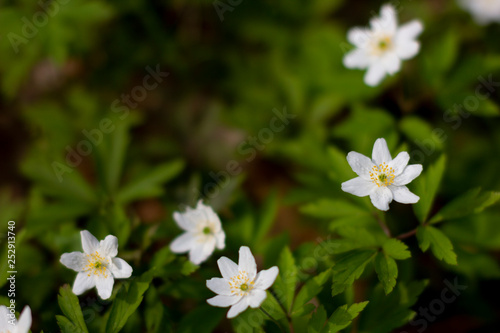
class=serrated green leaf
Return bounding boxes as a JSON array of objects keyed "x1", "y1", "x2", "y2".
[
  {"x1": 323, "y1": 301, "x2": 369, "y2": 333},
  {"x1": 308, "y1": 306, "x2": 327, "y2": 333},
  {"x1": 57, "y1": 285, "x2": 89, "y2": 333},
  {"x1": 413, "y1": 155, "x2": 446, "y2": 223},
  {"x1": 374, "y1": 253, "x2": 398, "y2": 295},
  {"x1": 273, "y1": 246, "x2": 297, "y2": 312},
  {"x1": 382, "y1": 239, "x2": 411, "y2": 260},
  {"x1": 56, "y1": 315, "x2": 83, "y2": 333},
  {"x1": 429, "y1": 188, "x2": 500, "y2": 224},
  {"x1": 417, "y1": 226, "x2": 457, "y2": 265},
  {"x1": 292, "y1": 269, "x2": 331, "y2": 316},
  {"x1": 331, "y1": 250, "x2": 376, "y2": 297}
]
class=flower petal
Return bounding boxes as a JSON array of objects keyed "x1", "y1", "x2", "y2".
[
  {"x1": 372, "y1": 138, "x2": 392, "y2": 165},
  {"x1": 391, "y1": 185, "x2": 420, "y2": 204},
  {"x1": 254, "y1": 266, "x2": 279, "y2": 291},
  {"x1": 248, "y1": 290, "x2": 267, "y2": 308},
  {"x1": 72, "y1": 272, "x2": 96, "y2": 295},
  {"x1": 99, "y1": 235, "x2": 118, "y2": 258},
  {"x1": 369, "y1": 187, "x2": 393, "y2": 211},
  {"x1": 364, "y1": 63, "x2": 387, "y2": 87},
  {"x1": 388, "y1": 151, "x2": 410, "y2": 176},
  {"x1": 215, "y1": 230, "x2": 226, "y2": 250},
  {"x1": 396, "y1": 40, "x2": 420, "y2": 60},
  {"x1": 218, "y1": 256, "x2": 239, "y2": 279},
  {"x1": 170, "y1": 232, "x2": 196, "y2": 254},
  {"x1": 394, "y1": 164, "x2": 423, "y2": 185},
  {"x1": 343, "y1": 49, "x2": 370, "y2": 69},
  {"x1": 207, "y1": 295, "x2": 242, "y2": 308},
  {"x1": 371, "y1": 4, "x2": 398, "y2": 34},
  {"x1": 347, "y1": 28, "x2": 371, "y2": 48},
  {"x1": 95, "y1": 275, "x2": 114, "y2": 300},
  {"x1": 238, "y1": 246, "x2": 257, "y2": 280},
  {"x1": 16, "y1": 306, "x2": 32, "y2": 333},
  {"x1": 189, "y1": 236, "x2": 216, "y2": 265},
  {"x1": 81, "y1": 230, "x2": 100, "y2": 254},
  {"x1": 346, "y1": 151, "x2": 376, "y2": 179},
  {"x1": 173, "y1": 210, "x2": 199, "y2": 232},
  {"x1": 199, "y1": 201, "x2": 222, "y2": 233},
  {"x1": 396, "y1": 20, "x2": 423, "y2": 43},
  {"x1": 60, "y1": 252, "x2": 87, "y2": 272},
  {"x1": 381, "y1": 52, "x2": 401, "y2": 75},
  {"x1": 111, "y1": 257, "x2": 133, "y2": 279},
  {"x1": 341, "y1": 177, "x2": 376, "y2": 197},
  {"x1": 207, "y1": 277, "x2": 231, "y2": 295},
  {"x1": 227, "y1": 298, "x2": 250, "y2": 318},
  {"x1": 0, "y1": 306, "x2": 9, "y2": 329}
]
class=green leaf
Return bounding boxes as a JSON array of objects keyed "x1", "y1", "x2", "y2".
[
  {"x1": 323, "y1": 301, "x2": 369, "y2": 333},
  {"x1": 331, "y1": 250, "x2": 377, "y2": 297},
  {"x1": 117, "y1": 160, "x2": 184, "y2": 203},
  {"x1": 273, "y1": 246, "x2": 297, "y2": 312},
  {"x1": 292, "y1": 269, "x2": 331, "y2": 316},
  {"x1": 105, "y1": 269, "x2": 155, "y2": 333},
  {"x1": 57, "y1": 285, "x2": 89, "y2": 333},
  {"x1": 308, "y1": 306, "x2": 327, "y2": 333},
  {"x1": 374, "y1": 253, "x2": 398, "y2": 295},
  {"x1": 178, "y1": 305, "x2": 224, "y2": 333},
  {"x1": 382, "y1": 239, "x2": 411, "y2": 260},
  {"x1": 413, "y1": 155, "x2": 446, "y2": 223},
  {"x1": 254, "y1": 189, "x2": 279, "y2": 245},
  {"x1": 400, "y1": 116, "x2": 444, "y2": 151},
  {"x1": 417, "y1": 226, "x2": 457, "y2": 265},
  {"x1": 300, "y1": 198, "x2": 368, "y2": 219},
  {"x1": 429, "y1": 188, "x2": 500, "y2": 224},
  {"x1": 57, "y1": 315, "x2": 83, "y2": 333}
]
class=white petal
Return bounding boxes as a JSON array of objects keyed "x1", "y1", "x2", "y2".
[
  {"x1": 218, "y1": 256, "x2": 239, "y2": 279},
  {"x1": 207, "y1": 277, "x2": 232, "y2": 295},
  {"x1": 381, "y1": 52, "x2": 401, "y2": 75},
  {"x1": 215, "y1": 230, "x2": 225, "y2": 250},
  {"x1": 372, "y1": 138, "x2": 392, "y2": 165},
  {"x1": 248, "y1": 290, "x2": 267, "y2": 308},
  {"x1": 371, "y1": 4, "x2": 398, "y2": 34},
  {"x1": 227, "y1": 298, "x2": 250, "y2": 318},
  {"x1": 364, "y1": 63, "x2": 387, "y2": 87},
  {"x1": 0, "y1": 306, "x2": 9, "y2": 330},
  {"x1": 111, "y1": 257, "x2": 132, "y2": 279},
  {"x1": 199, "y1": 201, "x2": 222, "y2": 232},
  {"x1": 254, "y1": 266, "x2": 279, "y2": 291},
  {"x1": 170, "y1": 232, "x2": 196, "y2": 253},
  {"x1": 395, "y1": 20, "x2": 423, "y2": 59},
  {"x1": 207, "y1": 295, "x2": 242, "y2": 308},
  {"x1": 341, "y1": 177, "x2": 376, "y2": 197},
  {"x1": 390, "y1": 185, "x2": 420, "y2": 204},
  {"x1": 81, "y1": 230, "x2": 100, "y2": 254},
  {"x1": 16, "y1": 306, "x2": 32, "y2": 333},
  {"x1": 396, "y1": 20, "x2": 423, "y2": 43},
  {"x1": 189, "y1": 236, "x2": 216, "y2": 265},
  {"x1": 394, "y1": 164, "x2": 423, "y2": 185},
  {"x1": 238, "y1": 246, "x2": 257, "y2": 280},
  {"x1": 388, "y1": 151, "x2": 410, "y2": 176},
  {"x1": 369, "y1": 187, "x2": 393, "y2": 211},
  {"x1": 395, "y1": 40, "x2": 420, "y2": 60},
  {"x1": 347, "y1": 27, "x2": 371, "y2": 48},
  {"x1": 95, "y1": 275, "x2": 114, "y2": 300},
  {"x1": 346, "y1": 151, "x2": 375, "y2": 180},
  {"x1": 343, "y1": 49, "x2": 370, "y2": 69},
  {"x1": 60, "y1": 252, "x2": 87, "y2": 272},
  {"x1": 72, "y1": 272, "x2": 96, "y2": 295},
  {"x1": 173, "y1": 211, "x2": 199, "y2": 232},
  {"x1": 99, "y1": 235, "x2": 118, "y2": 258}
]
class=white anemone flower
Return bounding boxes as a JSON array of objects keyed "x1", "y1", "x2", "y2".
[
  {"x1": 458, "y1": 0, "x2": 500, "y2": 25},
  {"x1": 170, "y1": 200, "x2": 225, "y2": 265},
  {"x1": 343, "y1": 4, "x2": 423, "y2": 86},
  {"x1": 206, "y1": 246, "x2": 279, "y2": 319},
  {"x1": 60, "y1": 230, "x2": 133, "y2": 300},
  {"x1": 0, "y1": 305, "x2": 31, "y2": 333},
  {"x1": 341, "y1": 138, "x2": 423, "y2": 211}
]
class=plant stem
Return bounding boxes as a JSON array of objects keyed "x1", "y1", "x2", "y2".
[
  {"x1": 260, "y1": 307, "x2": 286, "y2": 333},
  {"x1": 373, "y1": 212, "x2": 391, "y2": 238},
  {"x1": 396, "y1": 228, "x2": 417, "y2": 240}
]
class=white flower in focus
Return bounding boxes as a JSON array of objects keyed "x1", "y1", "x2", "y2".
[
  {"x1": 343, "y1": 4, "x2": 423, "y2": 86},
  {"x1": 0, "y1": 305, "x2": 31, "y2": 333},
  {"x1": 170, "y1": 200, "x2": 225, "y2": 265},
  {"x1": 206, "y1": 246, "x2": 279, "y2": 318},
  {"x1": 60, "y1": 230, "x2": 133, "y2": 299},
  {"x1": 341, "y1": 138, "x2": 423, "y2": 211},
  {"x1": 458, "y1": 0, "x2": 500, "y2": 25}
]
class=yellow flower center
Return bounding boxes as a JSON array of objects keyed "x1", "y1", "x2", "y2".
[
  {"x1": 228, "y1": 271, "x2": 255, "y2": 296},
  {"x1": 371, "y1": 36, "x2": 393, "y2": 55},
  {"x1": 85, "y1": 251, "x2": 109, "y2": 278},
  {"x1": 370, "y1": 163, "x2": 395, "y2": 187}
]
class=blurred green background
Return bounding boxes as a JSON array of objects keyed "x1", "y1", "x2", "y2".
[{"x1": 1, "y1": 0, "x2": 500, "y2": 332}]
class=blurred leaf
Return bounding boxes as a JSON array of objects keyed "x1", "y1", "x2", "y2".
[
  {"x1": 254, "y1": 189, "x2": 279, "y2": 246},
  {"x1": 417, "y1": 226, "x2": 457, "y2": 265},
  {"x1": 413, "y1": 154, "x2": 446, "y2": 223},
  {"x1": 400, "y1": 116, "x2": 444, "y2": 151},
  {"x1": 273, "y1": 246, "x2": 297, "y2": 312},
  {"x1": 57, "y1": 285, "x2": 89, "y2": 333},
  {"x1": 300, "y1": 198, "x2": 369, "y2": 219},
  {"x1": 178, "y1": 305, "x2": 224, "y2": 333}
]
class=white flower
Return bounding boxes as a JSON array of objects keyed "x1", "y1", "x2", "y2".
[
  {"x1": 170, "y1": 200, "x2": 225, "y2": 265},
  {"x1": 60, "y1": 230, "x2": 133, "y2": 300},
  {"x1": 206, "y1": 246, "x2": 279, "y2": 318},
  {"x1": 341, "y1": 138, "x2": 423, "y2": 211},
  {"x1": 458, "y1": 0, "x2": 500, "y2": 25},
  {"x1": 0, "y1": 305, "x2": 31, "y2": 333},
  {"x1": 343, "y1": 4, "x2": 423, "y2": 86}
]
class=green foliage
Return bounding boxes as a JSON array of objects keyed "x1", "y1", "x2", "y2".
[
  {"x1": 331, "y1": 250, "x2": 377, "y2": 297},
  {"x1": 273, "y1": 246, "x2": 298, "y2": 312},
  {"x1": 417, "y1": 226, "x2": 457, "y2": 265},
  {"x1": 57, "y1": 285, "x2": 89, "y2": 333}
]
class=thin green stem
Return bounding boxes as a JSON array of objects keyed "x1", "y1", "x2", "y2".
[
  {"x1": 373, "y1": 211, "x2": 391, "y2": 238},
  {"x1": 260, "y1": 307, "x2": 286, "y2": 333}
]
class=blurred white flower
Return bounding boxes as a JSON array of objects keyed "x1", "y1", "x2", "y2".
[
  {"x1": 0, "y1": 305, "x2": 31, "y2": 333},
  {"x1": 60, "y1": 230, "x2": 132, "y2": 299},
  {"x1": 206, "y1": 246, "x2": 279, "y2": 318},
  {"x1": 341, "y1": 138, "x2": 423, "y2": 211},
  {"x1": 170, "y1": 200, "x2": 225, "y2": 265},
  {"x1": 343, "y1": 4, "x2": 423, "y2": 86},
  {"x1": 458, "y1": 0, "x2": 500, "y2": 25}
]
